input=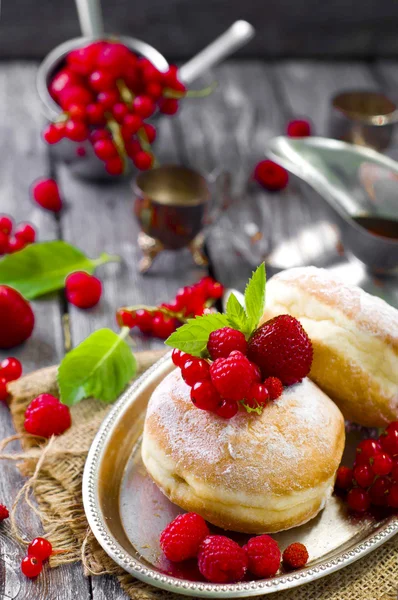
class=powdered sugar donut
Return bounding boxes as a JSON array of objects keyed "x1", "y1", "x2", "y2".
[
  {"x1": 142, "y1": 369, "x2": 345, "y2": 533},
  {"x1": 262, "y1": 266, "x2": 398, "y2": 427}
]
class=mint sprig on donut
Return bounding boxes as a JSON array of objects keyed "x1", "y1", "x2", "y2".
[{"x1": 165, "y1": 263, "x2": 266, "y2": 356}]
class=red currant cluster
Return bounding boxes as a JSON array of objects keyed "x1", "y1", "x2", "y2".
[
  {"x1": 43, "y1": 40, "x2": 192, "y2": 175},
  {"x1": 335, "y1": 422, "x2": 398, "y2": 512},
  {"x1": 172, "y1": 326, "x2": 284, "y2": 419},
  {"x1": 116, "y1": 276, "x2": 224, "y2": 339},
  {"x1": 21, "y1": 537, "x2": 53, "y2": 579},
  {"x1": 0, "y1": 215, "x2": 36, "y2": 256},
  {"x1": 0, "y1": 357, "x2": 22, "y2": 403},
  {"x1": 160, "y1": 512, "x2": 309, "y2": 583}
]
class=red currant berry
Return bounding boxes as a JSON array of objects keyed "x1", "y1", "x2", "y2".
[
  {"x1": 347, "y1": 488, "x2": 370, "y2": 512},
  {"x1": 28, "y1": 537, "x2": 53, "y2": 562},
  {"x1": 380, "y1": 429, "x2": 398, "y2": 456},
  {"x1": 59, "y1": 85, "x2": 93, "y2": 109},
  {"x1": 86, "y1": 103, "x2": 106, "y2": 125},
  {"x1": 89, "y1": 69, "x2": 116, "y2": 92},
  {"x1": 67, "y1": 43, "x2": 102, "y2": 75},
  {"x1": 97, "y1": 42, "x2": 130, "y2": 76},
  {"x1": 286, "y1": 119, "x2": 312, "y2": 137},
  {"x1": 171, "y1": 348, "x2": 189, "y2": 368},
  {"x1": 43, "y1": 123, "x2": 65, "y2": 144},
  {"x1": 142, "y1": 123, "x2": 157, "y2": 144},
  {"x1": 14, "y1": 224, "x2": 36, "y2": 244},
  {"x1": 246, "y1": 383, "x2": 269, "y2": 408},
  {"x1": 68, "y1": 103, "x2": 87, "y2": 121},
  {"x1": 32, "y1": 178, "x2": 62, "y2": 213},
  {"x1": 371, "y1": 452, "x2": 393, "y2": 476},
  {"x1": 105, "y1": 156, "x2": 124, "y2": 176},
  {"x1": 146, "y1": 82, "x2": 163, "y2": 99},
  {"x1": 0, "y1": 378, "x2": 9, "y2": 402},
  {"x1": 133, "y1": 151, "x2": 153, "y2": 171},
  {"x1": 216, "y1": 400, "x2": 239, "y2": 419},
  {"x1": 117, "y1": 309, "x2": 136, "y2": 329},
  {"x1": 181, "y1": 358, "x2": 210, "y2": 386},
  {"x1": 0, "y1": 215, "x2": 13, "y2": 235},
  {"x1": 93, "y1": 139, "x2": 118, "y2": 160},
  {"x1": 97, "y1": 90, "x2": 120, "y2": 109},
  {"x1": 21, "y1": 556, "x2": 42, "y2": 579},
  {"x1": 0, "y1": 357, "x2": 22, "y2": 382},
  {"x1": 355, "y1": 439, "x2": 382, "y2": 465},
  {"x1": 141, "y1": 62, "x2": 162, "y2": 83},
  {"x1": 125, "y1": 139, "x2": 142, "y2": 158},
  {"x1": 386, "y1": 422, "x2": 398, "y2": 435},
  {"x1": 353, "y1": 464, "x2": 374, "y2": 488},
  {"x1": 206, "y1": 281, "x2": 224, "y2": 300},
  {"x1": 164, "y1": 65, "x2": 179, "y2": 87},
  {"x1": 121, "y1": 114, "x2": 142, "y2": 138},
  {"x1": 65, "y1": 120, "x2": 88, "y2": 142},
  {"x1": 254, "y1": 160, "x2": 289, "y2": 191},
  {"x1": 0, "y1": 232, "x2": 8, "y2": 255},
  {"x1": 49, "y1": 68, "x2": 82, "y2": 99},
  {"x1": 135, "y1": 309, "x2": 153, "y2": 333},
  {"x1": 191, "y1": 380, "x2": 222, "y2": 411},
  {"x1": 65, "y1": 271, "x2": 102, "y2": 309},
  {"x1": 369, "y1": 476, "x2": 391, "y2": 506},
  {"x1": 335, "y1": 466, "x2": 353, "y2": 490},
  {"x1": 152, "y1": 314, "x2": 178, "y2": 339},
  {"x1": 387, "y1": 482, "x2": 398, "y2": 508},
  {"x1": 159, "y1": 98, "x2": 179, "y2": 115},
  {"x1": 133, "y1": 96, "x2": 155, "y2": 118},
  {"x1": 112, "y1": 102, "x2": 129, "y2": 123},
  {"x1": 7, "y1": 237, "x2": 26, "y2": 253}
]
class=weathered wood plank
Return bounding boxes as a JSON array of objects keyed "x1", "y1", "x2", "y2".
[
  {"x1": 92, "y1": 574, "x2": 130, "y2": 600},
  {"x1": 0, "y1": 63, "x2": 91, "y2": 600},
  {"x1": 56, "y1": 115, "x2": 207, "y2": 350}
]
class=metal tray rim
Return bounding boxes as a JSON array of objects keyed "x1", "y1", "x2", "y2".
[{"x1": 83, "y1": 351, "x2": 398, "y2": 598}]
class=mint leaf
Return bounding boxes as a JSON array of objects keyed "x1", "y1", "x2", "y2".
[
  {"x1": 165, "y1": 313, "x2": 230, "y2": 356},
  {"x1": 244, "y1": 263, "x2": 266, "y2": 332},
  {"x1": 226, "y1": 293, "x2": 250, "y2": 334},
  {"x1": 0, "y1": 241, "x2": 118, "y2": 299},
  {"x1": 58, "y1": 328, "x2": 136, "y2": 406}
]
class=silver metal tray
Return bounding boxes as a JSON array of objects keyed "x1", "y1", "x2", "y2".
[{"x1": 83, "y1": 353, "x2": 398, "y2": 598}]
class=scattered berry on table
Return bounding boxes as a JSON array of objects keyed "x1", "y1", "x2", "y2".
[
  {"x1": 263, "y1": 376, "x2": 283, "y2": 400},
  {"x1": 282, "y1": 542, "x2": 309, "y2": 570},
  {"x1": 253, "y1": 160, "x2": 289, "y2": 191},
  {"x1": 247, "y1": 315, "x2": 313, "y2": 385},
  {"x1": 14, "y1": 223, "x2": 36, "y2": 244},
  {"x1": 7, "y1": 237, "x2": 26, "y2": 254},
  {"x1": 286, "y1": 119, "x2": 312, "y2": 138},
  {"x1": 24, "y1": 394, "x2": 72, "y2": 437},
  {"x1": 21, "y1": 555, "x2": 43, "y2": 579},
  {"x1": 0, "y1": 286, "x2": 35, "y2": 349},
  {"x1": 191, "y1": 380, "x2": 222, "y2": 412},
  {"x1": 347, "y1": 487, "x2": 371, "y2": 512},
  {"x1": 207, "y1": 327, "x2": 248, "y2": 360},
  {"x1": 160, "y1": 513, "x2": 210, "y2": 562},
  {"x1": 335, "y1": 466, "x2": 353, "y2": 491},
  {"x1": 65, "y1": 271, "x2": 102, "y2": 309},
  {"x1": 210, "y1": 351, "x2": 257, "y2": 402},
  {"x1": 244, "y1": 535, "x2": 281, "y2": 578},
  {"x1": 0, "y1": 215, "x2": 13, "y2": 235},
  {"x1": 28, "y1": 537, "x2": 53, "y2": 562},
  {"x1": 0, "y1": 215, "x2": 36, "y2": 256},
  {"x1": 0, "y1": 357, "x2": 22, "y2": 382},
  {"x1": 198, "y1": 535, "x2": 248, "y2": 583},
  {"x1": 31, "y1": 178, "x2": 63, "y2": 212},
  {"x1": 0, "y1": 504, "x2": 9, "y2": 521}
]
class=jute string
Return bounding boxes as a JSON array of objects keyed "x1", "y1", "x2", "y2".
[{"x1": 1, "y1": 349, "x2": 397, "y2": 599}]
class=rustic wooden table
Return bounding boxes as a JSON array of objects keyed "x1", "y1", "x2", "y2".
[{"x1": 0, "y1": 58, "x2": 397, "y2": 599}]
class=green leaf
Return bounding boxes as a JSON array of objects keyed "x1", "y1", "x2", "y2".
[
  {"x1": 165, "y1": 313, "x2": 230, "y2": 356},
  {"x1": 226, "y1": 293, "x2": 250, "y2": 334},
  {"x1": 244, "y1": 263, "x2": 266, "y2": 332},
  {"x1": 0, "y1": 241, "x2": 118, "y2": 299},
  {"x1": 58, "y1": 328, "x2": 136, "y2": 406}
]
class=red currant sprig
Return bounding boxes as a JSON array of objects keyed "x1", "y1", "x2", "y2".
[{"x1": 0, "y1": 214, "x2": 37, "y2": 257}]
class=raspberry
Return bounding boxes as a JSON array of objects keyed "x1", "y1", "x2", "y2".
[
  {"x1": 65, "y1": 271, "x2": 102, "y2": 309},
  {"x1": 282, "y1": 542, "x2": 309, "y2": 570},
  {"x1": 247, "y1": 315, "x2": 313, "y2": 385},
  {"x1": 210, "y1": 351, "x2": 256, "y2": 402},
  {"x1": 0, "y1": 286, "x2": 35, "y2": 349},
  {"x1": 253, "y1": 160, "x2": 289, "y2": 191},
  {"x1": 356, "y1": 438, "x2": 382, "y2": 465},
  {"x1": 353, "y1": 464, "x2": 374, "y2": 488},
  {"x1": 286, "y1": 119, "x2": 312, "y2": 138},
  {"x1": 181, "y1": 358, "x2": 210, "y2": 386},
  {"x1": 31, "y1": 178, "x2": 63, "y2": 212},
  {"x1": 347, "y1": 487, "x2": 370, "y2": 512},
  {"x1": 371, "y1": 452, "x2": 393, "y2": 476},
  {"x1": 216, "y1": 400, "x2": 239, "y2": 419},
  {"x1": 263, "y1": 377, "x2": 283, "y2": 400},
  {"x1": 198, "y1": 535, "x2": 248, "y2": 583},
  {"x1": 191, "y1": 381, "x2": 222, "y2": 412},
  {"x1": 335, "y1": 466, "x2": 353, "y2": 490},
  {"x1": 24, "y1": 394, "x2": 71, "y2": 438},
  {"x1": 245, "y1": 383, "x2": 269, "y2": 409},
  {"x1": 207, "y1": 327, "x2": 248, "y2": 360},
  {"x1": 243, "y1": 535, "x2": 281, "y2": 578},
  {"x1": 28, "y1": 537, "x2": 53, "y2": 562},
  {"x1": 0, "y1": 504, "x2": 9, "y2": 521},
  {"x1": 160, "y1": 513, "x2": 209, "y2": 562}
]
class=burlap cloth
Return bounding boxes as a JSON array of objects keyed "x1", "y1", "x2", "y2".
[{"x1": 1, "y1": 349, "x2": 397, "y2": 600}]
